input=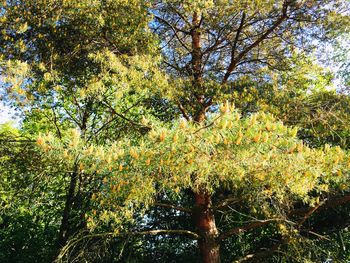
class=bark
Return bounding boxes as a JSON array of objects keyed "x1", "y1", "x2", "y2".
[
  {"x1": 189, "y1": 11, "x2": 220, "y2": 262},
  {"x1": 191, "y1": 11, "x2": 209, "y2": 123},
  {"x1": 194, "y1": 192, "x2": 220, "y2": 263},
  {"x1": 194, "y1": 107, "x2": 207, "y2": 123},
  {"x1": 191, "y1": 11, "x2": 202, "y2": 87},
  {"x1": 57, "y1": 170, "x2": 78, "y2": 248}
]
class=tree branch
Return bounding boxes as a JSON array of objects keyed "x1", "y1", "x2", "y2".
[
  {"x1": 133, "y1": 229, "x2": 199, "y2": 239},
  {"x1": 154, "y1": 15, "x2": 191, "y2": 52},
  {"x1": 101, "y1": 101, "x2": 151, "y2": 131},
  {"x1": 58, "y1": 228, "x2": 200, "y2": 260},
  {"x1": 291, "y1": 193, "x2": 350, "y2": 217},
  {"x1": 222, "y1": 1, "x2": 289, "y2": 83},
  {"x1": 154, "y1": 202, "x2": 193, "y2": 214},
  {"x1": 220, "y1": 194, "x2": 350, "y2": 242},
  {"x1": 235, "y1": 237, "x2": 290, "y2": 262},
  {"x1": 176, "y1": 101, "x2": 190, "y2": 121},
  {"x1": 219, "y1": 219, "x2": 282, "y2": 241},
  {"x1": 230, "y1": 12, "x2": 246, "y2": 67},
  {"x1": 214, "y1": 197, "x2": 239, "y2": 211},
  {"x1": 0, "y1": 139, "x2": 35, "y2": 143},
  {"x1": 297, "y1": 200, "x2": 325, "y2": 227}
]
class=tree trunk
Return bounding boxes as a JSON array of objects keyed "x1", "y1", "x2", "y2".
[
  {"x1": 194, "y1": 192, "x2": 220, "y2": 263},
  {"x1": 57, "y1": 170, "x2": 78, "y2": 248},
  {"x1": 190, "y1": 10, "x2": 220, "y2": 263},
  {"x1": 191, "y1": 12, "x2": 202, "y2": 87}
]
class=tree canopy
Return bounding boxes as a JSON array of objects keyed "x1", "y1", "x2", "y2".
[{"x1": 1, "y1": 1, "x2": 350, "y2": 263}]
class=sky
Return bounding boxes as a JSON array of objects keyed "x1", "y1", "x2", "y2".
[
  {"x1": 0, "y1": 101, "x2": 18, "y2": 125},
  {"x1": 0, "y1": 84, "x2": 20, "y2": 126}
]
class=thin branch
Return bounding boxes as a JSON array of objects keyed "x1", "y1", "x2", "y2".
[
  {"x1": 222, "y1": 1, "x2": 290, "y2": 83},
  {"x1": 177, "y1": 101, "x2": 190, "y2": 121},
  {"x1": 219, "y1": 219, "x2": 283, "y2": 241},
  {"x1": 169, "y1": 5, "x2": 191, "y2": 27},
  {"x1": 133, "y1": 229, "x2": 199, "y2": 239},
  {"x1": 102, "y1": 101, "x2": 151, "y2": 131},
  {"x1": 0, "y1": 139, "x2": 35, "y2": 143},
  {"x1": 297, "y1": 200, "x2": 325, "y2": 227},
  {"x1": 193, "y1": 113, "x2": 223, "y2": 134},
  {"x1": 230, "y1": 12, "x2": 246, "y2": 67},
  {"x1": 235, "y1": 237, "x2": 290, "y2": 263},
  {"x1": 215, "y1": 197, "x2": 239, "y2": 211},
  {"x1": 86, "y1": 115, "x2": 120, "y2": 142},
  {"x1": 51, "y1": 106, "x2": 62, "y2": 140},
  {"x1": 202, "y1": 13, "x2": 240, "y2": 55},
  {"x1": 304, "y1": 230, "x2": 330, "y2": 241},
  {"x1": 163, "y1": 59, "x2": 184, "y2": 72},
  {"x1": 154, "y1": 15, "x2": 191, "y2": 52},
  {"x1": 58, "y1": 228, "x2": 199, "y2": 259},
  {"x1": 154, "y1": 202, "x2": 193, "y2": 214},
  {"x1": 291, "y1": 193, "x2": 350, "y2": 217}
]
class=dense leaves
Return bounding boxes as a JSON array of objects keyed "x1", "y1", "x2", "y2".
[{"x1": 1, "y1": 1, "x2": 350, "y2": 263}]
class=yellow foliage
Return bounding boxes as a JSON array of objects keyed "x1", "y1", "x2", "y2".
[
  {"x1": 159, "y1": 130, "x2": 166, "y2": 142},
  {"x1": 172, "y1": 133, "x2": 178, "y2": 143},
  {"x1": 179, "y1": 119, "x2": 187, "y2": 129},
  {"x1": 287, "y1": 143, "x2": 297, "y2": 154},
  {"x1": 36, "y1": 136, "x2": 44, "y2": 145},
  {"x1": 130, "y1": 148, "x2": 139, "y2": 159},
  {"x1": 253, "y1": 131, "x2": 262, "y2": 143},
  {"x1": 262, "y1": 133, "x2": 269, "y2": 143}
]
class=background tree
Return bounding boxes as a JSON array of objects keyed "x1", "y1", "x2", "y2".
[
  {"x1": 1, "y1": 1, "x2": 350, "y2": 263},
  {"x1": 0, "y1": 0, "x2": 168, "y2": 257},
  {"x1": 0, "y1": 123, "x2": 65, "y2": 262}
]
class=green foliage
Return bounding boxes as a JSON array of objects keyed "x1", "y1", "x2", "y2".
[
  {"x1": 0, "y1": 124, "x2": 65, "y2": 262},
  {"x1": 1, "y1": 1, "x2": 350, "y2": 262},
  {"x1": 151, "y1": 0, "x2": 349, "y2": 119},
  {"x1": 37, "y1": 106, "x2": 349, "y2": 232},
  {"x1": 232, "y1": 79, "x2": 350, "y2": 149},
  {"x1": 333, "y1": 33, "x2": 350, "y2": 88}
]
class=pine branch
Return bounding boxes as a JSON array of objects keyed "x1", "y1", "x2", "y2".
[
  {"x1": 214, "y1": 197, "x2": 240, "y2": 211},
  {"x1": 133, "y1": 229, "x2": 199, "y2": 239},
  {"x1": 219, "y1": 219, "x2": 282, "y2": 241},
  {"x1": 222, "y1": 0, "x2": 290, "y2": 83},
  {"x1": 154, "y1": 202, "x2": 193, "y2": 214}
]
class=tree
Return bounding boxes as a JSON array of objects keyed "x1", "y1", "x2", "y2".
[
  {"x1": 333, "y1": 33, "x2": 350, "y2": 90},
  {"x1": 151, "y1": 0, "x2": 350, "y2": 120},
  {"x1": 0, "y1": 123, "x2": 64, "y2": 262},
  {"x1": 0, "y1": 0, "x2": 167, "y2": 254},
  {"x1": 146, "y1": 1, "x2": 350, "y2": 261},
  {"x1": 1, "y1": 1, "x2": 350, "y2": 262},
  {"x1": 36, "y1": 106, "x2": 349, "y2": 263}
]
